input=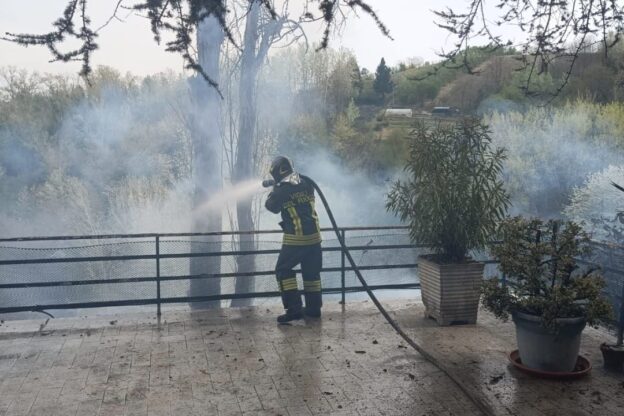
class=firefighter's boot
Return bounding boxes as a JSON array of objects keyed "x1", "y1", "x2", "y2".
[
  {"x1": 303, "y1": 291, "x2": 322, "y2": 318},
  {"x1": 277, "y1": 310, "x2": 303, "y2": 323},
  {"x1": 278, "y1": 290, "x2": 303, "y2": 324}
]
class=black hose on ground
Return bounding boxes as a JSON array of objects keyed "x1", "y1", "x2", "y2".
[
  {"x1": 33, "y1": 309, "x2": 55, "y2": 318},
  {"x1": 302, "y1": 175, "x2": 496, "y2": 416}
]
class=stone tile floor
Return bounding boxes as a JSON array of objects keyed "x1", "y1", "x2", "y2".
[
  {"x1": 392, "y1": 301, "x2": 624, "y2": 416},
  {"x1": 0, "y1": 300, "x2": 622, "y2": 416}
]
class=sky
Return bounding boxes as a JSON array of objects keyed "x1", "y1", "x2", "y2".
[{"x1": 0, "y1": 0, "x2": 518, "y2": 76}]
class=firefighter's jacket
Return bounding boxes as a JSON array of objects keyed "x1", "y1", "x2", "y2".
[{"x1": 265, "y1": 176, "x2": 322, "y2": 246}]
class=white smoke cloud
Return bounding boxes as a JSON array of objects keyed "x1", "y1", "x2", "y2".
[{"x1": 485, "y1": 103, "x2": 624, "y2": 219}]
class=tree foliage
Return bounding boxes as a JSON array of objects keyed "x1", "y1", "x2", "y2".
[
  {"x1": 391, "y1": 46, "x2": 519, "y2": 108},
  {"x1": 485, "y1": 102, "x2": 624, "y2": 217},
  {"x1": 373, "y1": 57, "x2": 393, "y2": 102}
]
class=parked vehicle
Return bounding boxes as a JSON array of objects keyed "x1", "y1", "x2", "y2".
[{"x1": 431, "y1": 106, "x2": 460, "y2": 117}]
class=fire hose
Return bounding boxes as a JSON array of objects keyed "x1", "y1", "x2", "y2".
[{"x1": 264, "y1": 175, "x2": 495, "y2": 416}]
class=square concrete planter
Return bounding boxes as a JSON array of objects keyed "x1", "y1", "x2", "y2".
[{"x1": 419, "y1": 255, "x2": 484, "y2": 326}]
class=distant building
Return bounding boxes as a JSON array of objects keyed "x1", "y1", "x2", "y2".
[{"x1": 384, "y1": 108, "x2": 413, "y2": 118}]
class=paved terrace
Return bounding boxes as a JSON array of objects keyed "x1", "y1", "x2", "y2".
[{"x1": 0, "y1": 301, "x2": 622, "y2": 416}]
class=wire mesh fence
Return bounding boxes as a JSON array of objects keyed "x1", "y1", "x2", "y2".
[
  {"x1": 0, "y1": 227, "x2": 421, "y2": 316},
  {"x1": 0, "y1": 238, "x2": 157, "y2": 308}
]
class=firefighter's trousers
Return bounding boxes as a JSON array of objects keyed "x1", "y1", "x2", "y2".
[{"x1": 275, "y1": 243, "x2": 323, "y2": 313}]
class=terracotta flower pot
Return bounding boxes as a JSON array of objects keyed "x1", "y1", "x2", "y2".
[{"x1": 418, "y1": 255, "x2": 484, "y2": 326}]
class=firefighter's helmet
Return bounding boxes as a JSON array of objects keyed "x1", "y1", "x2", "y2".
[{"x1": 270, "y1": 156, "x2": 294, "y2": 183}]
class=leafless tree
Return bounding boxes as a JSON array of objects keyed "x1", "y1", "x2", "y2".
[
  {"x1": 188, "y1": 12, "x2": 225, "y2": 308},
  {"x1": 219, "y1": 1, "x2": 305, "y2": 306}
]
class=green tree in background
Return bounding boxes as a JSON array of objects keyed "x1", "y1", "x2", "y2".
[
  {"x1": 351, "y1": 59, "x2": 363, "y2": 98},
  {"x1": 374, "y1": 58, "x2": 393, "y2": 103}
]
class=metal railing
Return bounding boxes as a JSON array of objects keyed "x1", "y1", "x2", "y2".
[
  {"x1": 0, "y1": 226, "x2": 421, "y2": 316},
  {"x1": 0, "y1": 226, "x2": 622, "y2": 340}
]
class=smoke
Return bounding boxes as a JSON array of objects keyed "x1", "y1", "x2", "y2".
[
  {"x1": 268, "y1": 149, "x2": 400, "y2": 228},
  {"x1": 3, "y1": 69, "x2": 623, "y2": 239},
  {"x1": 0, "y1": 70, "x2": 194, "y2": 237},
  {"x1": 563, "y1": 165, "x2": 624, "y2": 242},
  {"x1": 484, "y1": 103, "x2": 624, "y2": 219},
  {"x1": 4, "y1": 54, "x2": 624, "y2": 318},
  {"x1": 0, "y1": 49, "x2": 406, "y2": 318},
  {"x1": 193, "y1": 179, "x2": 265, "y2": 219}
]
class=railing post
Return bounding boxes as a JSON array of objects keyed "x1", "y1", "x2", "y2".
[
  {"x1": 156, "y1": 235, "x2": 161, "y2": 317},
  {"x1": 341, "y1": 229, "x2": 346, "y2": 305},
  {"x1": 618, "y1": 283, "x2": 624, "y2": 346}
]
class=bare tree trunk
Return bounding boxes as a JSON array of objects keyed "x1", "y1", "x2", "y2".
[
  {"x1": 231, "y1": 1, "x2": 261, "y2": 307},
  {"x1": 189, "y1": 13, "x2": 225, "y2": 309}
]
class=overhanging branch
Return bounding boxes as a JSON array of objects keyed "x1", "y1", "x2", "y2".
[{"x1": 2, "y1": 0, "x2": 388, "y2": 92}]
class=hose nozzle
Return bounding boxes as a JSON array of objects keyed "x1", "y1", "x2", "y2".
[{"x1": 262, "y1": 179, "x2": 275, "y2": 188}]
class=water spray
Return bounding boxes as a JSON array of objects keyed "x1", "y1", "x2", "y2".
[
  {"x1": 193, "y1": 179, "x2": 266, "y2": 217},
  {"x1": 263, "y1": 174, "x2": 495, "y2": 416}
]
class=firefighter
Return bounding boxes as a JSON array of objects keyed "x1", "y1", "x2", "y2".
[{"x1": 265, "y1": 156, "x2": 323, "y2": 323}]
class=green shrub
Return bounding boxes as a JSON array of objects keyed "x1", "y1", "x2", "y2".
[
  {"x1": 483, "y1": 217, "x2": 613, "y2": 329},
  {"x1": 386, "y1": 118, "x2": 509, "y2": 262}
]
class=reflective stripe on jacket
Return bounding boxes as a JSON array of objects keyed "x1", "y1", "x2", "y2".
[{"x1": 265, "y1": 176, "x2": 322, "y2": 246}]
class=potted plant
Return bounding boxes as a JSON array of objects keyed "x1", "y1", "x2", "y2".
[
  {"x1": 386, "y1": 119, "x2": 509, "y2": 325},
  {"x1": 482, "y1": 217, "x2": 613, "y2": 372}
]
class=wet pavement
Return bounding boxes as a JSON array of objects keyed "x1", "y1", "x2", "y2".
[
  {"x1": 392, "y1": 302, "x2": 624, "y2": 416},
  {"x1": 0, "y1": 300, "x2": 622, "y2": 416}
]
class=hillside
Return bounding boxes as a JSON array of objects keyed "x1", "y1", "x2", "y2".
[
  {"x1": 433, "y1": 55, "x2": 523, "y2": 112},
  {"x1": 384, "y1": 47, "x2": 622, "y2": 115}
]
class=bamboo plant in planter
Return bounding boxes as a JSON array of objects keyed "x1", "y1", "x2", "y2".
[
  {"x1": 482, "y1": 217, "x2": 613, "y2": 372},
  {"x1": 386, "y1": 119, "x2": 509, "y2": 325}
]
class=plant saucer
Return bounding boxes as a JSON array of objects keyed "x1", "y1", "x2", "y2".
[{"x1": 508, "y1": 350, "x2": 591, "y2": 379}]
